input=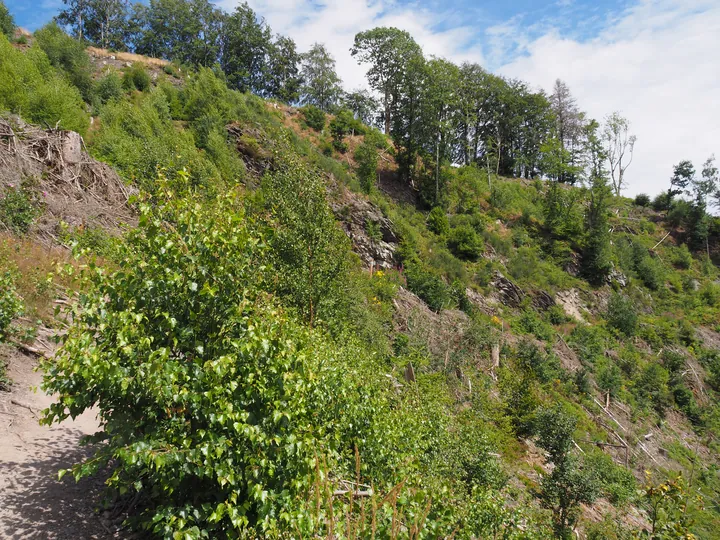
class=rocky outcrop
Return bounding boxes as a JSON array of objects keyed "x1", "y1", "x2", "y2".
[
  {"x1": 331, "y1": 195, "x2": 398, "y2": 270},
  {"x1": 490, "y1": 271, "x2": 525, "y2": 307}
]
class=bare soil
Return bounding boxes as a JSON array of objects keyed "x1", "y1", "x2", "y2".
[{"x1": 0, "y1": 343, "x2": 123, "y2": 539}]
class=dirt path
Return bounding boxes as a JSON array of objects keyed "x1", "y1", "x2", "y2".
[{"x1": 0, "y1": 343, "x2": 123, "y2": 539}]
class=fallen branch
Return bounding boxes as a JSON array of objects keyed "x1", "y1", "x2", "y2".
[
  {"x1": 10, "y1": 399, "x2": 39, "y2": 418},
  {"x1": 11, "y1": 340, "x2": 48, "y2": 358},
  {"x1": 652, "y1": 231, "x2": 671, "y2": 250}
]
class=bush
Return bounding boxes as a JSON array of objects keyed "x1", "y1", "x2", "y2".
[
  {"x1": 584, "y1": 451, "x2": 636, "y2": 504},
  {"x1": 301, "y1": 105, "x2": 325, "y2": 131},
  {"x1": 447, "y1": 225, "x2": 483, "y2": 261},
  {"x1": 0, "y1": 270, "x2": 22, "y2": 339},
  {"x1": 354, "y1": 140, "x2": 378, "y2": 193},
  {"x1": 405, "y1": 262, "x2": 450, "y2": 312},
  {"x1": 0, "y1": 0, "x2": 14, "y2": 37},
  {"x1": 652, "y1": 191, "x2": 672, "y2": 212},
  {"x1": 672, "y1": 244, "x2": 693, "y2": 269},
  {"x1": 95, "y1": 72, "x2": 123, "y2": 104},
  {"x1": 606, "y1": 293, "x2": 638, "y2": 336},
  {"x1": 427, "y1": 206, "x2": 449, "y2": 236},
  {"x1": 122, "y1": 62, "x2": 152, "y2": 92},
  {"x1": 34, "y1": 22, "x2": 94, "y2": 101},
  {"x1": 636, "y1": 254, "x2": 664, "y2": 290},
  {"x1": 0, "y1": 183, "x2": 40, "y2": 233},
  {"x1": 634, "y1": 193, "x2": 651, "y2": 207},
  {"x1": 40, "y1": 186, "x2": 402, "y2": 537},
  {"x1": 0, "y1": 35, "x2": 89, "y2": 133}
]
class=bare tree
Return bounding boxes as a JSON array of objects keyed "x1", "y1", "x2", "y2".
[{"x1": 603, "y1": 112, "x2": 636, "y2": 196}]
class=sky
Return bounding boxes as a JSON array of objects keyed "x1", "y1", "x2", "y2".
[{"x1": 7, "y1": 0, "x2": 720, "y2": 197}]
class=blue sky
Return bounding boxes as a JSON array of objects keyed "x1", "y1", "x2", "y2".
[{"x1": 5, "y1": 0, "x2": 720, "y2": 196}]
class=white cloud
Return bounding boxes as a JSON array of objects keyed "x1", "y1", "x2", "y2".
[
  {"x1": 492, "y1": 0, "x2": 720, "y2": 197},
  {"x1": 217, "y1": 0, "x2": 720, "y2": 197}
]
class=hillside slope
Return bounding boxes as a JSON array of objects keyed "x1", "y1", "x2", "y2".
[{"x1": 1, "y1": 31, "x2": 720, "y2": 539}]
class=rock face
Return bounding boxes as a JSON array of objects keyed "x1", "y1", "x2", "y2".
[
  {"x1": 490, "y1": 271, "x2": 525, "y2": 307},
  {"x1": 607, "y1": 267, "x2": 628, "y2": 287},
  {"x1": 331, "y1": 196, "x2": 398, "y2": 270}
]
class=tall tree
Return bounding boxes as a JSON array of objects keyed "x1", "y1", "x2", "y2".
[
  {"x1": 342, "y1": 89, "x2": 378, "y2": 126},
  {"x1": 582, "y1": 120, "x2": 612, "y2": 284},
  {"x1": 131, "y1": 0, "x2": 222, "y2": 65},
  {"x1": 265, "y1": 35, "x2": 302, "y2": 103},
  {"x1": 57, "y1": 0, "x2": 92, "y2": 41},
  {"x1": 0, "y1": 0, "x2": 15, "y2": 37},
  {"x1": 220, "y1": 2, "x2": 272, "y2": 93},
  {"x1": 419, "y1": 57, "x2": 461, "y2": 204},
  {"x1": 603, "y1": 112, "x2": 636, "y2": 196},
  {"x1": 550, "y1": 79, "x2": 583, "y2": 183},
  {"x1": 300, "y1": 43, "x2": 342, "y2": 112},
  {"x1": 351, "y1": 27, "x2": 422, "y2": 135}
]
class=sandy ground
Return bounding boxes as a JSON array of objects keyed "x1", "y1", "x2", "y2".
[{"x1": 0, "y1": 343, "x2": 123, "y2": 539}]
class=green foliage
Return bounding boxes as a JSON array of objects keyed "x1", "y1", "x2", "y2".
[
  {"x1": 122, "y1": 62, "x2": 152, "y2": 92},
  {"x1": 583, "y1": 451, "x2": 636, "y2": 504},
  {"x1": 0, "y1": 0, "x2": 14, "y2": 37},
  {"x1": 582, "y1": 176, "x2": 613, "y2": 285},
  {"x1": 636, "y1": 254, "x2": 665, "y2": 291},
  {"x1": 34, "y1": 22, "x2": 94, "y2": 101},
  {"x1": 301, "y1": 105, "x2": 326, "y2": 131},
  {"x1": 516, "y1": 310, "x2": 554, "y2": 343},
  {"x1": 354, "y1": 139, "x2": 378, "y2": 193},
  {"x1": 41, "y1": 185, "x2": 369, "y2": 536},
  {"x1": 606, "y1": 293, "x2": 638, "y2": 337},
  {"x1": 634, "y1": 193, "x2": 651, "y2": 207},
  {"x1": 95, "y1": 72, "x2": 123, "y2": 104},
  {"x1": 635, "y1": 363, "x2": 672, "y2": 416},
  {"x1": 0, "y1": 35, "x2": 88, "y2": 133},
  {"x1": 535, "y1": 406, "x2": 599, "y2": 538},
  {"x1": 426, "y1": 206, "x2": 449, "y2": 236},
  {"x1": 635, "y1": 475, "x2": 699, "y2": 539},
  {"x1": 597, "y1": 359, "x2": 623, "y2": 398},
  {"x1": 447, "y1": 225, "x2": 483, "y2": 261},
  {"x1": 0, "y1": 183, "x2": 40, "y2": 234},
  {"x1": 404, "y1": 262, "x2": 451, "y2": 313},
  {"x1": 0, "y1": 270, "x2": 23, "y2": 340},
  {"x1": 543, "y1": 180, "x2": 582, "y2": 242},
  {"x1": 92, "y1": 90, "x2": 227, "y2": 189},
  {"x1": 501, "y1": 367, "x2": 539, "y2": 438},
  {"x1": 672, "y1": 244, "x2": 693, "y2": 269},
  {"x1": 261, "y1": 153, "x2": 350, "y2": 326}
]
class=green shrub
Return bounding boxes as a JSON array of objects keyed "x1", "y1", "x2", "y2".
[
  {"x1": 0, "y1": 183, "x2": 40, "y2": 233},
  {"x1": 635, "y1": 363, "x2": 672, "y2": 415},
  {"x1": 516, "y1": 310, "x2": 554, "y2": 342},
  {"x1": 40, "y1": 186, "x2": 406, "y2": 537},
  {"x1": 596, "y1": 359, "x2": 623, "y2": 398},
  {"x1": 672, "y1": 244, "x2": 693, "y2": 269},
  {"x1": 0, "y1": 270, "x2": 22, "y2": 339},
  {"x1": 634, "y1": 193, "x2": 651, "y2": 207},
  {"x1": 636, "y1": 255, "x2": 664, "y2": 290},
  {"x1": 652, "y1": 191, "x2": 672, "y2": 212},
  {"x1": 569, "y1": 324, "x2": 607, "y2": 364},
  {"x1": 0, "y1": 0, "x2": 14, "y2": 37},
  {"x1": 354, "y1": 140, "x2": 378, "y2": 193},
  {"x1": 34, "y1": 22, "x2": 94, "y2": 101},
  {"x1": 427, "y1": 206, "x2": 449, "y2": 236},
  {"x1": 0, "y1": 35, "x2": 88, "y2": 133},
  {"x1": 405, "y1": 262, "x2": 450, "y2": 312},
  {"x1": 122, "y1": 62, "x2": 152, "y2": 92},
  {"x1": 606, "y1": 293, "x2": 638, "y2": 336},
  {"x1": 301, "y1": 105, "x2": 325, "y2": 131},
  {"x1": 93, "y1": 91, "x2": 223, "y2": 190},
  {"x1": 95, "y1": 72, "x2": 123, "y2": 104},
  {"x1": 447, "y1": 225, "x2": 483, "y2": 261},
  {"x1": 584, "y1": 451, "x2": 636, "y2": 504}
]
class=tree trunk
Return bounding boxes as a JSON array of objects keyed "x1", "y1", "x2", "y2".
[{"x1": 384, "y1": 88, "x2": 391, "y2": 135}]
